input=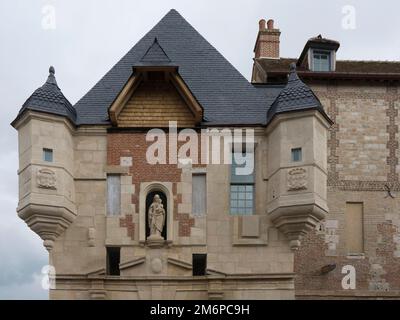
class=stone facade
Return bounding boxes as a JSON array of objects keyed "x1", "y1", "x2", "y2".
[
  {"x1": 294, "y1": 82, "x2": 400, "y2": 299},
  {"x1": 13, "y1": 101, "x2": 329, "y2": 299},
  {"x1": 14, "y1": 11, "x2": 371, "y2": 300},
  {"x1": 251, "y1": 14, "x2": 400, "y2": 299}
]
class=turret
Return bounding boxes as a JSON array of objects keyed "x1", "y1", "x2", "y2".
[
  {"x1": 265, "y1": 63, "x2": 332, "y2": 250},
  {"x1": 11, "y1": 67, "x2": 77, "y2": 251}
]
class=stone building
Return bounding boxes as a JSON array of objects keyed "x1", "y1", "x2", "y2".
[
  {"x1": 253, "y1": 19, "x2": 400, "y2": 299},
  {"x1": 10, "y1": 10, "x2": 399, "y2": 300}
]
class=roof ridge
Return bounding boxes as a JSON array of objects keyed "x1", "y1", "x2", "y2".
[{"x1": 337, "y1": 59, "x2": 400, "y2": 63}]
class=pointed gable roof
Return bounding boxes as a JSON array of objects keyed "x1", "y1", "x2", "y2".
[
  {"x1": 74, "y1": 9, "x2": 269, "y2": 125},
  {"x1": 12, "y1": 66, "x2": 76, "y2": 126},
  {"x1": 267, "y1": 63, "x2": 331, "y2": 123}
]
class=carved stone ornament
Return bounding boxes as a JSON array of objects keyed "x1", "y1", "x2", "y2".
[
  {"x1": 287, "y1": 167, "x2": 307, "y2": 191},
  {"x1": 37, "y1": 168, "x2": 57, "y2": 190}
]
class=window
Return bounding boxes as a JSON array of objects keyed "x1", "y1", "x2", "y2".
[
  {"x1": 230, "y1": 185, "x2": 254, "y2": 215},
  {"x1": 106, "y1": 247, "x2": 120, "y2": 276},
  {"x1": 192, "y1": 174, "x2": 206, "y2": 216},
  {"x1": 192, "y1": 254, "x2": 207, "y2": 276},
  {"x1": 291, "y1": 148, "x2": 302, "y2": 162},
  {"x1": 345, "y1": 203, "x2": 364, "y2": 254},
  {"x1": 312, "y1": 50, "x2": 331, "y2": 72},
  {"x1": 107, "y1": 175, "x2": 121, "y2": 216},
  {"x1": 43, "y1": 148, "x2": 53, "y2": 162},
  {"x1": 230, "y1": 151, "x2": 254, "y2": 215}
]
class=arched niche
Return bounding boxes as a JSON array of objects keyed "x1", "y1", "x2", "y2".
[
  {"x1": 145, "y1": 190, "x2": 167, "y2": 240},
  {"x1": 139, "y1": 182, "x2": 174, "y2": 245}
]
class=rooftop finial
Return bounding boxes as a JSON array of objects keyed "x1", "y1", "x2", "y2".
[
  {"x1": 45, "y1": 66, "x2": 58, "y2": 86},
  {"x1": 288, "y1": 62, "x2": 300, "y2": 83}
]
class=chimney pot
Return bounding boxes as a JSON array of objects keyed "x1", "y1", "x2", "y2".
[
  {"x1": 259, "y1": 19, "x2": 266, "y2": 31},
  {"x1": 254, "y1": 18, "x2": 281, "y2": 59}
]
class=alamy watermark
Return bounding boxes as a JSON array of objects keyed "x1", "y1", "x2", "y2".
[
  {"x1": 41, "y1": 1, "x2": 56, "y2": 30},
  {"x1": 342, "y1": 5, "x2": 356, "y2": 30},
  {"x1": 41, "y1": 265, "x2": 56, "y2": 290},
  {"x1": 145, "y1": 121, "x2": 255, "y2": 176}
]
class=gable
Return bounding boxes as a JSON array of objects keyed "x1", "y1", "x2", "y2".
[
  {"x1": 74, "y1": 10, "x2": 268, "y2": 126},
  {"x1": 117, "y1": 73, "x2": 197, "y2": 127},
  {"x1": 109, "y1": 70, "x2": 202, "y2": 128}
]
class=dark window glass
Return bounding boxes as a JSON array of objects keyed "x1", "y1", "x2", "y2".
[
  {"x1": 106, "y1": 247, "x2": 120, "y2": 276},
  {"x1": 291, "y1": 148, "x2": 302, "y2": 162},
  {"x1": 192, "y1": 254, "x2": 207, "y2": 276}
]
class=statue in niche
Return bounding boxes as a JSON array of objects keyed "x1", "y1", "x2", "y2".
[{"x1": 147, "y1": 194, "x2": 165, "y2": 240}]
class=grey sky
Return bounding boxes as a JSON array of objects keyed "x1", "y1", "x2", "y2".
[{"x1": 0, "y1": 0, "x2": 399, "y2": 299}]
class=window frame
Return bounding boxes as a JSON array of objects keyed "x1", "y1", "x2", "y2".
[
  {"x1": 43, "y1": 148, "x2": 53, "y2": 162},
  {"x1": 312, "y1": 49, "x2": 332, "y2": 72},
  {"x1": 230, "y1": 150, "x2": 255, "y2": 216},
  {"x1": 291, "y1": 147, "x2": 302, "y2": 162}
]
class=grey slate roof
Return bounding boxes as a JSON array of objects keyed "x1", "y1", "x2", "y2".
[
  {"x1": 267, "y1": 63, "x2": 331, "y2": 123},
  {"x1": 14, "y1": 10, "x2": 330, "y2": 128},
  {"x1": 73, "y1": 9, "x2": 272, "y2": 126},
  {"x1": 13, "y1": 67, "x2": 76, "y2": 124},
  {"x1": 137, "y1": 38, "x2": 173, "y2": 64}
]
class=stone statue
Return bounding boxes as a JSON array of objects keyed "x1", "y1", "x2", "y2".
[{"x1": 147, "y1": 194, "x2": 165, "y2": 239}]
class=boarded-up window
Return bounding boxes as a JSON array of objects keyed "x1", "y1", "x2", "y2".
[
  {"x1": 345, "y1": 202, "x2": 364, "y2": 254},
  {"x1": 107, "y1": 175, "x2": 121, "y2": 216},
  {"x1": 192, "y1": 174, "x2": 206, "y2": 216}
]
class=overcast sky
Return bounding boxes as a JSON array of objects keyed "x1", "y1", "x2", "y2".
[{"x1": 0, "y1": 0, "x2": 399, "y2": 299}]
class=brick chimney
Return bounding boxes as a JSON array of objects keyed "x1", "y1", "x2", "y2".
[{"x1": 254, "y1": 19, "x2": 281, "y2": 59}]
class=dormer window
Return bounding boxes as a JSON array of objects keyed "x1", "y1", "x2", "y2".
[
  {"x1": 297, "y1": 36, "x2": 339, "y2": 73},
  {"x1": 312, "y1": 50, "x2": 331, "y2": 72}
]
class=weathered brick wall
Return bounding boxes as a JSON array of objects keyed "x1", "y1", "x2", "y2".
[
  {"x1": 255, "y1": 32, "x2": 280, "y2": 59},
  {"x1": 295, "y1": 81, "x2": 400, "y2": 299}
]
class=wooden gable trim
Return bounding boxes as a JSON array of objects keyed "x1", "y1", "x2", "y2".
[
  {"x1": 170, "y1": 73, "x2": 203, "y2": 123},
  {"x1": 108, "y1": 73, "x2": 143, "y2": 126},
  {"x1": 109, "y1": 70, "x2": 203, "y2": 127}
]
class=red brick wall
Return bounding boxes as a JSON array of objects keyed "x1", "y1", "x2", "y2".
[
  {"x1": 295, "y1": 221, "x2": 400, "y2": 299},
  {"x1": 255, "y1": 32, "x2": 280, "y2": 59},
  {"x1": 108, "y1": 132, "x2": 199, "y2": 238}
]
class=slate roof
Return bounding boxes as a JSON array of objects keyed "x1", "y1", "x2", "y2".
[
  {"x1": 73, "y1": 9, "x2": 272, "y2": 126},
  {"x1": 267, "y1": 63, "x2": 331, "y2": 124},
  {"x1": 12, "y1": 66, "x2": 76, "y2": 125},
  {"x1": 133, "y1": 38, "x2": 177, "y2": 68},
  {"x1": 257, "y1": 58, "x2": 400, "y2": 75},
  {"x1": 15, "y1": 10, "x2": 332, "y2": 128}
]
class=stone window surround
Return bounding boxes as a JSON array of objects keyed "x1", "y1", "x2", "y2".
[{"x1": 229, "y1": 142, "x2": 257, "y2": 216}]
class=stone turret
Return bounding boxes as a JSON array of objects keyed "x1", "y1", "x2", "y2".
[
  {"x1": 11, "y1": 67, "x2": 77, "y2": 251},
  {"x1": 265, "y1": 63, "x2": 332, "y2": 250}
]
